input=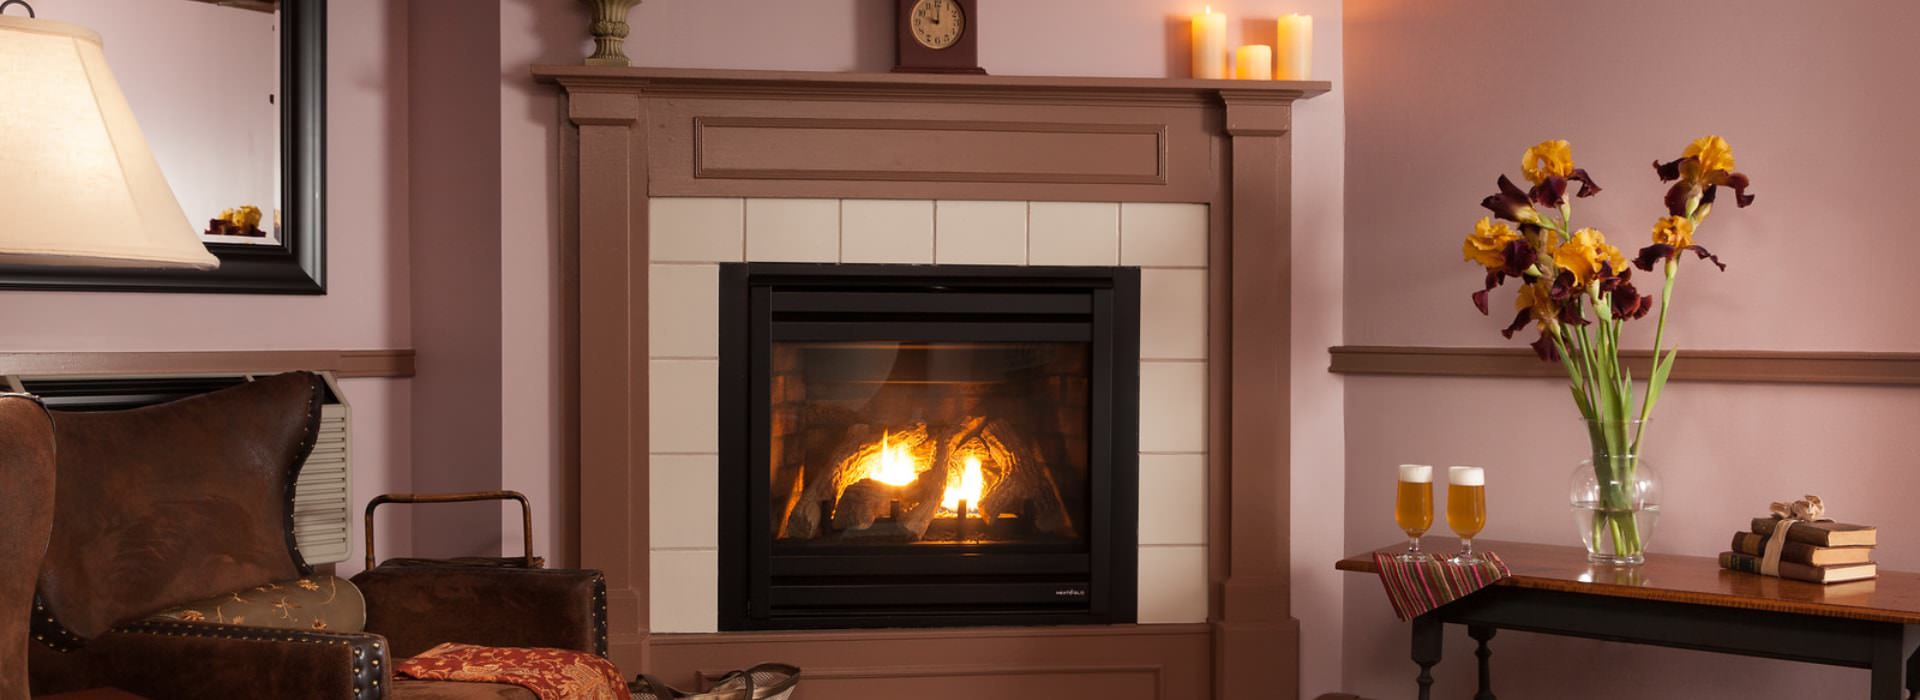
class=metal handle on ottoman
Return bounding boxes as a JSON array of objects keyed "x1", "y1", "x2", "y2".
[{"x1": 363, "y1": 490, "x2": 537, "y2": 570}]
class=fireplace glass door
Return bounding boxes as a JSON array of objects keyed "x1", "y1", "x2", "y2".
[
  {"x1": 770, "y1": 340, "x2": 1091, "y2": 548},
  {"x1": 720, "y1": 264, "x2": 1139, "y2": 630}
]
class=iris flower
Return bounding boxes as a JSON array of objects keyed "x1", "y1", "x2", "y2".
[
  {"x1": 1633, "y1": 215, "x2": 1726, "y2": 272},
  {"x1": 1652, "y1": 135, "x2": 1754, "y2": 216}
]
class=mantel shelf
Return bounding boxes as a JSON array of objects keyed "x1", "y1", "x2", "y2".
[{"x1": 531, "y1": 65, "x2": 1331, "y2": 105}]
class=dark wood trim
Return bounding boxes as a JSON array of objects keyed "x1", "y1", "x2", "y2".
[
  {"x1": 535, "y1": 66, "x2": 1323, "y2": 698},
  {"x1": 0, "y1": 0, "x2": 326, "y2": 293},
  {"x1": 1329, "y1": 346, "x2": 1920, "y2": 386},
  {"x1": 0, "y1": 349, "x2": 414, "y2": 378},
  {"x1": 653, "y1": 624, "x2": 1211, "y2": 699},
  {"x1": 1213, "y1": 92, "x2": 1300, "y2": 698}
]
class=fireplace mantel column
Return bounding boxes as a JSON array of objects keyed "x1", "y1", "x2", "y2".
[
  {"x1": 1214, "y1": 90, "x2": 1301, "y2": 699},
  {"x1": 567, "y1": 89, "x2": 651, "y2": 666}
]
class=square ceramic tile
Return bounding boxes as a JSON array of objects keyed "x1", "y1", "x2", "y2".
[
  {"x1": 1140, "y1": 269, "x2": 1207, "y2": 360},
  {"x1": 650, "y1": 198, "x2": 743, "y2": 263},
  {"x1": 842, "y1": 199, "x2": 934, "y2": 264},
  {"x1": 1029, "y1": 202, "x2": 1119, "y2": 265},
  {"x1": 648, "y1": 264, "x2": 719, "y2": 358},
  {"x1": 1137, "y1": 545, "x2": 1208, "y2": 623},
  {"x1": 649, "y1": 549, "x2": 718, "y2": 633},
  {"x1": 935, "y1": 201, "x2": 1027, "y2": 265},
  {"x1": 1139, "y1": 361, "x2": 1206, "y2": 453},
  {"x1": 746, "y1": 199, "x2": 839, "y2": 262},
  {"x1": 649, "y1": 359, "x2": 718, "y2": 453},
  {"x1": 650, "y1": 454, "x2": 718, "y2": 549},
  {"x1": 1138, "y1": 454, "x2": 1206, "y2": 546},
  {"x1": 1121, "y1": 203, "x2": 1208, "y2": 267}
]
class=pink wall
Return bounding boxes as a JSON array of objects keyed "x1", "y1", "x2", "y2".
[
  {"x1": 0, "y1": 0, "x2": 413, "y2": 576},
  {"x1": 1342, "y1": 1, "x2": 1920, "y2": 697},
  {"x1": 482, "y1": 2, "x2": 1347, "y2": 695}
]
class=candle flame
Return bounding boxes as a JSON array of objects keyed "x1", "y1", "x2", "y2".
[{"x1": 1204, "y1": 5, "x2": 1213, "y2": 15}]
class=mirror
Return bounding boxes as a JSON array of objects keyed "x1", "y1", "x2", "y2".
[{"x1": 0, "y1": 0, "x2": 324, "y2": 293}]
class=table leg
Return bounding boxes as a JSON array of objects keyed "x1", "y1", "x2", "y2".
[
  {"x1": 1412, "y1": 615, "x2": 1443, "y2": 700},
  {"x1": 1469, "y1": 625, "x2": 1496, "y2": 700},
  {"x1": 1870, "y1": 623, "x2": 1919, "y2": 699}
]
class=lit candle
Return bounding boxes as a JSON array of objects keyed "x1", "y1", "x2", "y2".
[
  {"x1": 1275, "y1": 13, "x2": 1313, "y2": 80},
  {"x1": 1190, "y1": 6, "x2": 1228, "y2": 80},
  {"x1": 1234, "y1": 45, "x2": 1273, "y2": 80}
]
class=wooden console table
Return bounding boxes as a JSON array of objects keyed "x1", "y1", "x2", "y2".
[{"x1": 1338, "y1": 539, "x2": 1920, "y2": 699}]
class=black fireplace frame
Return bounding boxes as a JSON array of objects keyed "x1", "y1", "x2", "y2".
[{"x1": 717, "y1": 263, "x2": 1140, "y2": 631}]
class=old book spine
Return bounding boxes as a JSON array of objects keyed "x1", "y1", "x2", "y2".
[
  {"x1": 1719, "y1": 551, "x2": 1869, "y2": 584},
  {"x1": 1729, "y1": 532, "x2": 1868, "y2": 566},
  {"x1": 1747, "y1": 517, "x2": 1876, "y2": 547}
]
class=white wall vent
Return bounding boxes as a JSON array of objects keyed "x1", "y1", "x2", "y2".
[{"x1": 4, "y1": 372, "x2": 354, "y2": 566}]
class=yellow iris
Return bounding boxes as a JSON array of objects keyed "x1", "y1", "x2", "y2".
[
  {"x1": 1462, "y1": 217, "x2": 1520, "y2": 270},
  {"x1": 1521, "y1": 139, "x2": 1576, "y2": 185},
  {"x1": 1682, "y1": 135, "x2": 1735, "y2": 177},
  {"x1": 1552, "y1": 227, "x2": 1626, "y2": 286},
  {"x1": 1652, "y1": 215, "x2": 1694, "y2": 249},
  {"x1": 1515, "y1": 281, "x2": 1557, "y2": 325}
]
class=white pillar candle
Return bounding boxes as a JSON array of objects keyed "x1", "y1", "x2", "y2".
[
  {"x1": 1190, "y1": 6, "x2": 1229, "y2": 79},
  {"x1": 1275, "y1": 13, "x2": 1313, "y2": 80},
  {"x1": 1399, "y1": 464, "x2": 1433, "y2": 483},
  {"x1": 1449, "y1": 466, "x2": 1485, "y2": 486},
  {"x1": 1233, "y1": 44, "x2": 1273, "y2": 80}
]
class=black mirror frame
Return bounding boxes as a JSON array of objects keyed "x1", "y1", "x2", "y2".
[{"x1": 0, "y1": 0, "x2": 326, "y2": 294}]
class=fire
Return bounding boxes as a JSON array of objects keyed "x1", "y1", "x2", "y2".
[
  {"x1": 941, "y1": 455, "x2": 986, "y2": 516},
  {"x1": 869, "y1": 431, "x2": 920, "y2": 486}
]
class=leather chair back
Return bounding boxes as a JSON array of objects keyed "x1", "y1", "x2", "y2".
[
  {"x1": 33, "y1": 372, "x2": 324, "y2": 643},
  {"x1": 0, "y1": 394, "x2": 56, "y2": 700}
]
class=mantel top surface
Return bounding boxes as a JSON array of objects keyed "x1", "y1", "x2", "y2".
[
  {"x1": 1338, "y1": 538, "x2": 1920, "y2": 625},
  {"x1": 530, "y1": 65, "x2": 1331, "y2": 102}
]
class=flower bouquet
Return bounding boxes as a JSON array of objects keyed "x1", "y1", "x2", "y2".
[{"x1": 1461, "y1": 136, "x2": 1755, "y2": 564}]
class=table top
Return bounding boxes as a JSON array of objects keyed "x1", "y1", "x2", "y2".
[{"x1": 1337, "y1": 538, "x2": 1920, "y2": 625}]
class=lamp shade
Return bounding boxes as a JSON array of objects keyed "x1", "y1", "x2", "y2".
[{"x1": 0, "y1": 16, "x2": 217, "y2": 269}]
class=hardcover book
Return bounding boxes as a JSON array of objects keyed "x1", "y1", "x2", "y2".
[
  {"x1": 1719, "y1": 551, "x2": 1877, "y2": 584},
  {"x1": 1748, "y1": 518, "x2": 1876, "y2": 548},
  {"x1": 1730, "y1": 532, "x2": 1873, "y2": 566}
]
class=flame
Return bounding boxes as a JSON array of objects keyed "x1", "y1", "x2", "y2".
[
  {"x1": 941, "y1": 455, "x2": 986, "y2": 515},
  {"x1": 870, "y1": 431, "x2": 920, "y2": 486},
  {"x1": 1204, "y1": 5, "x2": 1213, "y2": 15}
]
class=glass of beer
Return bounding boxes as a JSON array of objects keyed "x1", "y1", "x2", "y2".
[
  {"x1": 1447, "y1": 466, "x2": 1487, "y2": 565},
  {"x1": 1393, "y1": 464, "x2": 1434, "y2": 562}
]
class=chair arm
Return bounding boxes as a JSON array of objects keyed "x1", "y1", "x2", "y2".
[
  {"x1": 352, "y1": 566, "x2": 607, "y2": 660},
  {"x1": 90, "y1": 621, "x2": 390, "y2": 700}
]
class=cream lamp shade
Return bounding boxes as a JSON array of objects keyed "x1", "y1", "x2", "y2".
[{"x1": 0, "y1": 15, "x2": 218, "y2": 269}]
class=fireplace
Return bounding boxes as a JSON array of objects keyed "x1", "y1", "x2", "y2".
[{"x1": 718, "y1": 263, "x2": 1140, "y2": 630}]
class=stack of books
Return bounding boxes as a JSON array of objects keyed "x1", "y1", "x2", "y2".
[{"x1": 1718, "y1": 517, "x2": 1878, "y2": 584}]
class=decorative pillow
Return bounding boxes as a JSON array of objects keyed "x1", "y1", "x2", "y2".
[{"x1": 146, "y1": 575, "x2": 366, "y2": 633}]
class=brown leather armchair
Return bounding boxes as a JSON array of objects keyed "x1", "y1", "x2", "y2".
[{"x1": 25, "y1": 373, "x2": 608, "y2": 700}]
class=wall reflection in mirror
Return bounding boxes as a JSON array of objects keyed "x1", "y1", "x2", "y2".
[{"x1": 42, "y1": 0, "x2": 281, "y2": 246}]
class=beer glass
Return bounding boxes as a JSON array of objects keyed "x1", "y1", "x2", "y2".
[
  {"x1": 1447, "y1": 466, "x2": 1487, "y2": 564},
  {"x1": 1393, "y1": 464, "x2": 1434, "y2": 562}
]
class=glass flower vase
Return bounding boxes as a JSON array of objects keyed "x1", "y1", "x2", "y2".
[{"x1": 1568, "y1": 420, "x2": 1661, "y2": 566}]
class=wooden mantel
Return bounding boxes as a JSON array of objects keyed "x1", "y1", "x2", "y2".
[{"x1": 533, "y1": 65, "x2": 1327, "y2": 700}]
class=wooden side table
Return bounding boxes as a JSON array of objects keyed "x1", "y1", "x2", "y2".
[{"x1": 1338, "y1": 539, "x2": 1920, "y2": 699}]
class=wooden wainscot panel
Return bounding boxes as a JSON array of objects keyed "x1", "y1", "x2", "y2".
[
  {"x1": 1328, "y1": 346, "x2": 1920, "y2": 386},
  {"x1": 693, "y1": 117, "x2": 1166, "y2": 186},
  {"x1": 648, "y1": 624, "x2": 1209, "y2": 700}
]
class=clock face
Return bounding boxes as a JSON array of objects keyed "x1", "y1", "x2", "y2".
[{"x1": 909, "y1": 0, "x2": 965, "y2": 50}]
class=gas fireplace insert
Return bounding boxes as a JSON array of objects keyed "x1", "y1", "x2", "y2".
[{"x1": 717, "y1": 263, "x2": 1140, "y2": 630}]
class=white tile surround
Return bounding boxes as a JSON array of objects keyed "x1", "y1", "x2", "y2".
[{"x1": 647, "y1": 198, "x2": 1210, "y2": 632}]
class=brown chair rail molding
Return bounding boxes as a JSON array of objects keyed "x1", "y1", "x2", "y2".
[
  {"x1": 0, "y1": 349, "x2": 416, "y2": 379},
  {"x1": 1329, "y1": 345, "x2": 1920, "y2": 386}
]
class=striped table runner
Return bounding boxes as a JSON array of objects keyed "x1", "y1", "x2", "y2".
[{"x1": 1372, "y1": 551, "x2": 1512, "y2": 621}]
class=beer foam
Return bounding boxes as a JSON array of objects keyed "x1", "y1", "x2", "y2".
[
  {"x1": 1398, "y1": 464, "x2": 1432, "y2": 483},
  {"x1": 1448, "y1": 466, "x2": 1484, "y2": 486}
]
